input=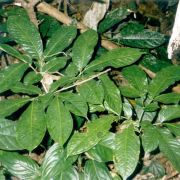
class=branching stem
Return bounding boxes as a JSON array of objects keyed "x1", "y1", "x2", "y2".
[{"x1": 55, "y1": 68, "x2": 111, "y2": 93}]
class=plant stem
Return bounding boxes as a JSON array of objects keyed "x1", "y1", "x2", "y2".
[{"x1": 55, "y1": 68, "x2": 111, "y2": 93}]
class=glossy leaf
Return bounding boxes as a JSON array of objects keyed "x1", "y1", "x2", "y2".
[
  {"x1": 58, "y1": 166, "x2": 79, "y2": 180},
  {"x1": 140, "y1": 54, "x2": 171, "y2": 73},
  {"x1": 85, "y1": 48, "x2": 144, "y2": 72},
  {"x1": 122, "y1": 65, "x2": 147, "y2": 95},
  {"x1": 77, "y1": 80, "x2": 104, "y2": 105},
  {"x1": 148, "y1": 66, "x2": 180, "y2": 99},
  {"x1": 67, "y1": 115, "x2": 118, "y2": 156},
  {"x1": 23, "y1": 71, "x2": 42, "y2": 85},
  {"x1": 117, "y1": 30, "x2": 165, "y2": 49},
  {"x1": 0, "y1": 118, "x2": 22, "y2": 150},
  {"x1": 72, "y1": 29, "x2": 98, "y2": 71},
  {"x1": 100, "y1": 75, "x2": 122, "y2": 116},
  {"x1": 120, "y1": 85, "x2": 141, "y2": 98},
  {"x1": 157, "y1": 105, "x2": 180, "y2": 123},
  {"x1": 154, "y1": 93, "x2": 180, "y2": 104},
  {"x1": 99, "y1": 132, "x2": 116, "y2": 150},
  {"x1": 65, "y1": 62, "x2": 79, "y2": 77},
  {"x1": 157, "y1": 128, "x2": 180, "y2": 171},
  {"x1": 0, "y1": 44, "x2": 31, "y2": 63},
  {"x1": 143, "y1": 161, "x2": 165, "y2": 178},
  {"x1": 0, "y1": 151, "x2": 40, "y2": 179},
  {"x1": 16, "y1": 101, "x2": 46, "y2": 151},
  {"x1": 46, "y1": 96, "x2": 73, "y2": 145},
  {"x1": 41, "y1": 143, "x2": 77, "y2": 179},
  {"x1": 7, "y1": 16, "x2": 43, "y2": 60},
  {"x1": 144, "y1": 102, "x2": 159, "y2": 112},
  {"x1": 0, "y1": 98, "x2": 30, "y2": 118},
  {"x1": 50, "y1": 76, "x2": 77, "y2": 92},
  {"x1": 11, "y1": 82, "x2": 42, "y2": 95},
  {"x1": 123, "y1": 98, "x2": 133, "y2": 119},
  {"x1": 164, "y1": 123, "x2": 180, "y2": 137},
  {"x1": 114, "y1": 125, "x2": 140, "y2": 179},
  {"x1": 89, "y1": 104, "x2": 105, "y2": 113},
  {"x1": 141, "y1": 122, "x2": 159, "y2": 153},
  {"x1": 0, "y1": 63, "x2": 28, "y2": 93},
  {"x1": 44, "y1": 26, "x2": 77, "y2": 58},
  {"x1": 87, "y1": 144, "x2": 113, "y2": 162},
  {"x1": 98, "y1": 8, "x2": 130, "y2": 33},
  {"x1": 42, "y1": 57, "x2": 68, "y2": 73},
  {"x1": 84, "y1": 160, "x2": 112, "y2": 180},
  {"x1": 59, "y1": 92, "x2": 88, "y2": 118}
]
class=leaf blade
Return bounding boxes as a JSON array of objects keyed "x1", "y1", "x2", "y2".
[
  {"x1": 7, "y1": 16, "x2": 43, "y2": 60},
  {"x1": 46, "y1": 96, "x2": 73, "y2": 145},
  {"x1": 16, "y1": 101, "x2": 46, "y2": 151}
]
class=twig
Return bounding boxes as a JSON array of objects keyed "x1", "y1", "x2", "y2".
[
  {"x1": 15, "y1": 0, "x2": 40, "y2": 27},
  {"x1": 55, "y1": 68, "x2": 111, "y2": 93}
]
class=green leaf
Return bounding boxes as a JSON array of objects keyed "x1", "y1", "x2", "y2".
[
  {"x1": 46, "y1": 96, "x2": 73, "y2": 145},
  {"x1": 141, "y1": 122, "x2": 159, "y2": 153},
  {"x1": 7, "y1": 16, "x2": 43, "y2": 60},
  {"x1": 123, "y1": 98, "x2": 133, "y2": 119},
  {"x1": 16, "y1": 101, "x2": 46, "y2": 151},
  {"x1": 23, "y1": 71, "x2": 42, "y2": 85},
  {"x1": 50, "y1": 76, "x2": 77, "y2": 92},
  {"x1": 144, "y1": 102, "x2": 159, "y2": 112},
  {"x1": 58, "y1": 166, "x2": 79, "y2": 180},
  {"x1": 100, "y1": 75, "x2": 122, "y2": 116},
  {"x1": 0, "y1": 44, "x2": 31, "y2": 63},
  {"x1": 120, "y1": 85, "x2": 142, "y2": 98},
  {"x1": 99, "y1": 132, "x2": 116, "y2": 150},
  {"x1": 72, "y1": 29, "x2": 98, "y2": 71},
  {"x1": 65, "y1": 62, "x2": 79, "y2": 77},
  {"x1": 98, "y1": 8, "x2": 130, "y2": 33},
  {"x1": 59, "y1": 92, "x2": 88, "y2": 118},
  {"x1": 140, "y1": 54, "x2": 171, "y2": 73},
  {"x1": 77, "y1": 80, "x2": 104, "y2": 104},
  {"x1": 41, "y1": 143, "x2": 77, "y2": 179},
  {"x1": 42, "y1": 57, "x2": 68, "y2": 73},
  {"x1": 164, "y1": 123, "x2": 180, "y2": 137},
  {"x1": 67, "y1": 115, "x2": 118, "y2": 156},
  {"x1": 0, "y1": 63, "x2": 28, "y2": 93},
  {"x1": 0, "y1": 118, "x2": 22, "y2": 150},
  {"x1": 84, "y1": 160, "x2": 112, "y2": 180},
  {"x1": 38, "y1": 93, "x2": 54, "y2": 110},
  {"x1": 154, "y1": 93, "x2": 180, "y2": 104},
  {"x1": 148, "y1": 66, "x2": 180, "y2": 99},
  {"x1": 44, "y1": 26, "x2": 77, "y2": 58},
  {"x1": 0, "y1": 170, "x2": 5, "y2": 180},
  {"x1": 117, "y1": 30, "x2": 165, "y2": 49},
  {"x1": 11, "y1": 82, "x2": 42, "y2": 95},
  {"x1": 85, "y1": 48, "x2": 144, "y2": 72},
  {"x1": 89, "y1": 104, "x2": 105, "y2": 113},
  {"x1": 0, "y1": 98, "x2": 30, "y2": 118},
  {"x1": 87, "y1": 144, "x2": 113, "y2": 162},
  {"x1": 119, "y1": 22, "x2": 144, "y2": 36},
  {"x1": 143, "y1": 161, "x2": 165, "y2": 178},
  {"x1": 114, "y1": 125, "x2": 140, "y2": 179},
  {"x1": 122, "y1": 65, "x2": 147, "y2": 95},
  {"x1": 0, "y1": 151, "x2": 40, "y2": 179},
  {"x1": 157, "y1": 128, "x2": 180, "y2": 171},
  {"x1": 157, "y1": 105, "x2": 180, "y2": 123}
]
